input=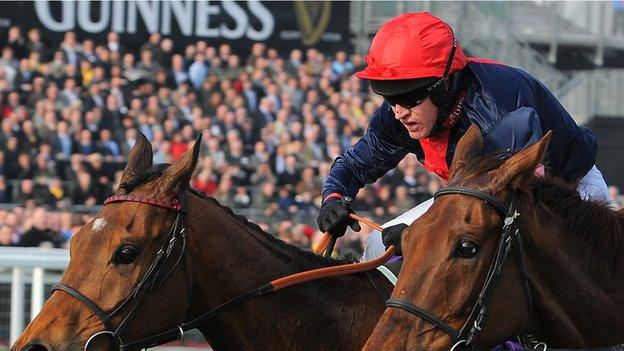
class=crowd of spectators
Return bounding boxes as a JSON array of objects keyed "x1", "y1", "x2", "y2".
[
  {"x1": 0, "y1": 27, "x2": 443, "y2": 254},
  {"x1": 3, "y1": 27, "x2": 618, "y2": 255}
]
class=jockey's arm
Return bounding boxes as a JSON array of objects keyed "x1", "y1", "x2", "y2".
[
  {"x1": 470, "y1": 96, "x2": 595, "y2": 183},
  {"x1": 322, "y1": 106, "x2": 409, "y2": 200},
  {"x1": 478, "y1": 106, "x2": 544, "y2": 156}
]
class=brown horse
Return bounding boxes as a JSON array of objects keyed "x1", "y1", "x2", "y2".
[
  {"x1": 363, "y1": 126, "x2": 624, "y2": 350},
  {"x1": 12, "y1": 134, "x2": 393, "y2": 351}
]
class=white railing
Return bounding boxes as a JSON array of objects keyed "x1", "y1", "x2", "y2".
[{"x1": 0, "y1": 247, "x2": 69, "y2": 345}]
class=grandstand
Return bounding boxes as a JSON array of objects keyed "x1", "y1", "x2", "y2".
[
  {"x1": 0, "y1": 1, "x2": 623, "y2": 349},
  {"x1": 352, "y1": 1, "x2": 624, "y2": 191}
]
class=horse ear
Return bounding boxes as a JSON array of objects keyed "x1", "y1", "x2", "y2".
[
  {"x1": 492, "y1": 131, "x2": 552, "y2": 191},
  {"x1": 118, "y1": 133, "x2": 153, "y2": 191},
  {"x1": 449, "y1": 125, "x2": 483, "y2": 178},
  {"x1": 158, "y1": 133, "x2": 203, "y2": 195}
]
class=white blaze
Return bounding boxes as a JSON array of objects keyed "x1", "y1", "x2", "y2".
[{"x1": 92, "y1": 218, "x2": 108, "y2": 233}]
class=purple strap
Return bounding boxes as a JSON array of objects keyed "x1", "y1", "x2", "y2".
[{"x1": 491, "y1": 341, "x2": 524, "y2": 351}]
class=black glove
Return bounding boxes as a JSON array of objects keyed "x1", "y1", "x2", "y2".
[
  {"x1": 382, "y1": 223, "x2": 409, "y2": 256},
  {"x1": 317, "y1": 196, "x2": 361, "y2": 238}
]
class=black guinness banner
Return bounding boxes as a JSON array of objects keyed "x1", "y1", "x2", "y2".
[{"x1": 0, "y1": 1, "x2": 352, "y2": 54}]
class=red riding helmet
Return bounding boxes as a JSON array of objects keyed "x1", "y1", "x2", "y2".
[{"x1": 356, "y1": 12, "x2": 469, "y2": 95}]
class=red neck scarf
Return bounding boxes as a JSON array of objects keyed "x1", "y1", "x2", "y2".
[{"x1": 419, "y1": 91, "x2": 467, "y2": 182}]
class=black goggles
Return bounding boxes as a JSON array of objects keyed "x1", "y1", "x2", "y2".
[{"x1": 383, "y1": 85, "x2": 433, "y2": 109}]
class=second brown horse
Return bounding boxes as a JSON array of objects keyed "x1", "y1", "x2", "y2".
[{"x1": 364, "y1": 126, "x2": 624, "y2": 350}]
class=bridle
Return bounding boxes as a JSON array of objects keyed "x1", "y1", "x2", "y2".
[
  {"x1": 51, "y1": 193, "x2": 191, "y2": 350},
  {"x1": 385, "y1": 186, "x2": 533, "y2": 350}
]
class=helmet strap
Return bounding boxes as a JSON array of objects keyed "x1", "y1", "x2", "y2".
[
  {"x1": 428, "y1": 69, "x2": 468, "y2": 136},
  {"x1": 426, "y1": 26, "x2": 462, "y2": 136}
]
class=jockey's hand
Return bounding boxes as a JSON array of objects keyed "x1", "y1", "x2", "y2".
[
  {"x1": 317, "y1": 196, "x2": 361, "y2": 238},
  {"x1": 382, "y1": 223, "x2": 409, "y2": 256}
]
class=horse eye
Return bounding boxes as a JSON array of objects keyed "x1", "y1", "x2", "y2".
[
  {"x1": 114, "y1": 245, "x2": 139, "y2": 264},
  {"x1": 454, "y1": 239, "x2": 480, "y2": 259}
]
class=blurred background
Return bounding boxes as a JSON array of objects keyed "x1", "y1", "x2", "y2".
[{"x1": 0, "y1": 1, "x2": 623, "y2": 349}]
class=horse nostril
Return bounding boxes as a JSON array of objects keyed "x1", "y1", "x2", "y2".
[{"x1": 22, "y1": 344, "x2": 49, "y2": 351}]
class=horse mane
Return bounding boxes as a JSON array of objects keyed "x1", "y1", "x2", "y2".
[
  {"x1": 451, "y1": 153, "x2": 624, "y2": 281},
  {"x1": 448, "y1": 152, "x2": 508, "y2": 189},
  {"x1": 529, "y1": 177, "x2": 624, "y2": 280},
  {"x1": 119, "y1": 163, "x2": 171, "y2": 193},
  {"x1": 187, "y1": 188, "x2": 353, "y2": 267},
  {"x1": 122, "y1": 163, "x2": 352, "y2": 267}
]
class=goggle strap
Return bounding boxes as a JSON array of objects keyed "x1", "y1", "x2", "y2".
[{"x1": 443, "y1": 29, "x2": 457, "y2": 78}]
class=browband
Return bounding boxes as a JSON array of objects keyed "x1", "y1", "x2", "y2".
[
  {"x1": 104, "y1": 194, "x2": 181, "y2": 212},
  {"x1": 434, "y1": 187, "x2": 508, "y2": 214}
]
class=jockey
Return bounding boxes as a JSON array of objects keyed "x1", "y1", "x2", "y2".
[{"x1": 316, "y1": 12, "x2": 610, "y2": 258}]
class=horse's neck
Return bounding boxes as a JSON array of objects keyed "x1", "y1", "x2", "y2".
[
  {"x1": 184, "y1": 196, "x2": 390, "y2": 350},
  {"x1": 525, "y1": 212, "x2": 624, "y2": 346}
]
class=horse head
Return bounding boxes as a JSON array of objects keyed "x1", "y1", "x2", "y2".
[
  {"x1": 13, "y1": 133, "x2": 202, "y2": 351},
  {"x1": 363, "y1": 125, "x2": 553, "y2": 350}
]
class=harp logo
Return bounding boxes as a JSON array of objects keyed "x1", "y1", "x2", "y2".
[{"x1": 293, "y1": 1, "x2": 331, "y2": 46}]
